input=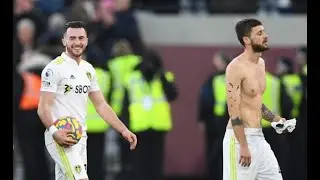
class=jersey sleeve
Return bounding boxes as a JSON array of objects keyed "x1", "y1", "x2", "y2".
[
  {"x1": 89, "y1": 67, "x2": 101, "y2": 92},
  {"x1": 40, "y1": 64, "x2": 61, "y2": 93}
]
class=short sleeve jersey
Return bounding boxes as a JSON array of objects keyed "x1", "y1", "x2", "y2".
[{"x1": 40, "y1": 53, "x2": 100, "y2": 130}]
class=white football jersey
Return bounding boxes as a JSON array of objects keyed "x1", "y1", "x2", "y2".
[{"x1": 40, "y1": 53, "x2": 100, "y2": 130}]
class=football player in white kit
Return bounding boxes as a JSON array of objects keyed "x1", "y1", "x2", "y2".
[{"x1": 37, "y1": 21, "x2": 137, "y2": 180}]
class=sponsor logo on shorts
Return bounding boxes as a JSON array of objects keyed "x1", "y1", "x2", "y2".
[{"x1": 75, "y1": 165, "x2": 82, "y2": 173}]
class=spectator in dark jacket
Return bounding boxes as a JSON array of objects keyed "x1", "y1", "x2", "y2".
[
  {"x1": 86, "y1": 0, "x2": 144, "y2": 65},
  {"x1": 13, "y1": 0, "x2": 47, "y2": 42},
  {"x1": 114, "y1": 0, "x2": 144, "y2": 55},
  {"x1": 37, "y1": 13, "x2": 66, "y2": 59}
]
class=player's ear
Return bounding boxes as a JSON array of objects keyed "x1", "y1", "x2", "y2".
[
  {"x1": 243, "y1": 36, "x2": 250, "y2": 45},
  {"x1": 62, "y1": 38, "x2": 66, "y2": 46}
]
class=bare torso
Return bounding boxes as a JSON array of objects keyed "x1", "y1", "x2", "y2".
[{"x1": 227, "y1": 56, "x2": 266, "y2": 128}]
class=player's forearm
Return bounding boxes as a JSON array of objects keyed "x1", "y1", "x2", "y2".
[
  {"x1": 261, "y1": 104, "x2": 281, "y2": 122},
  {"x1": 96, "y1": 102, "x2": 127, "y2": 133},
  {"x1": 230, "y1": 116, "x2": 248, "y2": 146},
  {"x1": 37, "y1": 104, "x2": 54, "y2": 129}
]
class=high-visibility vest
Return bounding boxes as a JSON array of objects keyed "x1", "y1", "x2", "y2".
[
  {"x1": 262, "y1": 73, "x2": 281, "y2": 127},
  {"x1": 124, "y1": 70, "x2": 174, "y2": 133},
  {"x1": 86, "y1": 68, "x2": 111, "y2": 132},
  {"x1": 303, "y1": 64, "x2": 307, "y2": 76},
  {"x1": 20, "y1": 72, "x2": 41, "y2": 110},
  {"x1": 212, "y1": 74, "x2": 227, "y2": 116},
  {"x1": 107, "y1": 55, "x2": 141, "y2": 115},
  {"x1": 281, "y1": 74, "x2": 303, "y2": 118}
]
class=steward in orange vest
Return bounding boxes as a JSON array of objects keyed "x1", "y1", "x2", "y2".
[
  {"x1": 20, "y1": 72, "x2": 41, "y2": 110},
  {"x1": 14, "y1": 52, "x2": 51, "y2": 180}
]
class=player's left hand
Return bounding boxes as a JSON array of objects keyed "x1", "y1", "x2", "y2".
[
  {"x1": 121, "y1": 129, "x2": 138, "y2": 150},
  {"x1": 279, "y1": 117, "x2": 286, "y2": 122},
  {"x1": 274, "y1": 117, "x2": 286, "y2": 128},
  {"x1": 274, "y1": 116, "x2": 286, "y2": 123}
]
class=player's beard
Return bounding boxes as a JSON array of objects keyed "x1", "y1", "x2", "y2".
[
  {"x1": 66, "y1": 45, "x2": 84, "y2": 58},
  {"x1": 251, "y1": 42, "x2": 269, "y2": 53}
]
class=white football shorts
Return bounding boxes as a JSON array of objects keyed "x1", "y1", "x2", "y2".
[
  {"x1": 45, "y1": 130, "x2": 88, "y2": 180},
  {"x1": 223, "y1": 128, "x2": 283, "y2": 180}
]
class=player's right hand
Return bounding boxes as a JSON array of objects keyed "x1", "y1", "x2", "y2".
[
  {"x1": 53, "y1": 129, "x2": 77, "y2": 147},
  {"x1": 121, "y1": 129, "x2": 138, "y2": 150},
  {"x1": 239, "y1": 144, "x2": 251, "y2": 167}
]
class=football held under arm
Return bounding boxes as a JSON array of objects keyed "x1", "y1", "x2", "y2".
[{"x1": 225, "y1": 65, "x2": 248, "y2": 146}]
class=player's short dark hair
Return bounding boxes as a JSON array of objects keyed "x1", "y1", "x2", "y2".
[
  {"x1": 64, "y1": 21, "x2": 88, "y2": 34},
  {"x1": 235, "y1": 18, "x2": 262, "y2": 46}
]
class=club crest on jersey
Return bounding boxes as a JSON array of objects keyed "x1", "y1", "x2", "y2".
[{"x1": 86, "y1": 72, "x2": 92, "y2": 81}]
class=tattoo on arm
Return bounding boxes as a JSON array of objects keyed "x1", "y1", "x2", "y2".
[
  {"x1": 261, "y1": 104, "x2": 276, "y2": 122},
  {"x1": 226, "y1": 67, "x2": 242, "y2": 123},
  {"x1": 226, "y1": 82, "x2": 241, "y2": 117},
  {"x1": 231, "y1": 117, "x2": 243, "y2": 126}
]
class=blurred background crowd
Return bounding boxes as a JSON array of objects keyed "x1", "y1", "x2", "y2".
[{"x1": 13, "y1": 0, "x2": 307, "y2": 180}]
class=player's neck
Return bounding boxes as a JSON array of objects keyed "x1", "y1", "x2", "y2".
[
  {"x1": 65, "y1": 51, "x2": 81, "y2": 64},
  {"x1": 244, "y1": 49, "x2": 261, "y2": 64}
]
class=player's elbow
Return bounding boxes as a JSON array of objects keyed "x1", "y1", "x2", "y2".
[
  {"x1": 37, "y1": 103, "x2": 48, "y2": 118},
  {"x1": 230, "y1": 113, "x2": 240, "y2": 120},
  {"x1": 227, "y1": 106, "x2": 241, "y2": 119},
  {"x1": 37, "y1": 108, "x2": 41, "y2": 116},
  {"x1": 37, "y1": 105, "x2": 44, "y2": 118},
  {"x1": 95, "y1": 101, "x2": 108, "y2": 115}
]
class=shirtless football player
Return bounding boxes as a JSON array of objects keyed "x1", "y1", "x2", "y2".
[{"x1": 223, "y1": 18, "x2": 285, "y2": 180}]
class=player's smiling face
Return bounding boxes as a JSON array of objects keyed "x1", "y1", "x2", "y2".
[{"x1": 63, "y1": 28, "x2": 88, "y2": 58}]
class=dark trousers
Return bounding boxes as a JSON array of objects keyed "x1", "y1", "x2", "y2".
[
  {"x1": 263, "y1": 127, "x2": 290, "y2": 180},
  {"x1": 133, "y1": 130, "x2": 166, "y2": 180},
  {"x1": 287, "y1": 119, "x2": 307, "y2": 180},
  {"x1": 14, "y1": 110, "x2": 50, "y2": 180},
  {"x1": 117, "y1": 130, "x2": 166, "y2": 180},
  {"x1": 117, "y1": 134, "x2": 135, "y2": 180},
  {"x1": 87, "y1": 132, "x2": 106, "y2": 180},
  {"x1": 204, "y1": 119, "x2": 227, "y2": 180},
  {"x1": 205, "y1": 134, "x2": 224, "y2": 180}
]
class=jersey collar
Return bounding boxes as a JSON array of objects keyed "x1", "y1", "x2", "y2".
[{"x1": 61, "y1": 52, "x2": 81, "y2": 65}]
